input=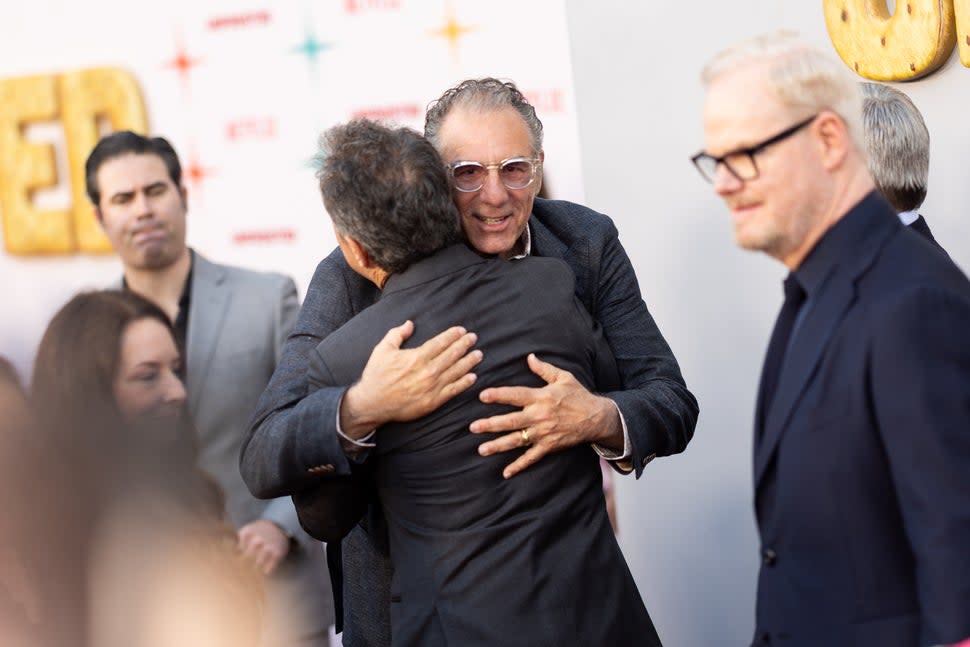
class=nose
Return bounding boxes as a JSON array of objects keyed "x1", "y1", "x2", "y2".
[
  {"x1": 478, "y1": 168, "x2": 510, "y2": 206},
  {"x1": 163, "y1": 371, "x2": 187, "y2": 405},
  {"x1": 133, "y1": 191, "x2": 153, "y2": 218},
  {"x1": 712, "y1": 162, "x2": 743, "y2": 195}
]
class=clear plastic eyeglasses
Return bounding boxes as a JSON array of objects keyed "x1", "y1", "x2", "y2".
[{"x1": 449, "y1": 157, "x2": 541, "y2": 193}]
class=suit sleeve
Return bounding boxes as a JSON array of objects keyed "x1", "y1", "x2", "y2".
[
  {"x1": 593, "y1": 219, "x2": 699, "y2": 476},
  {"x1": 240, "y1": 249, "x2": 378, "y2": 499},
  {"x1": 870, "y1": 287, "x2": 970, "y2": 644},
  {"x1": 253, "y1": 275, "x2": 312, "y2": 542}
]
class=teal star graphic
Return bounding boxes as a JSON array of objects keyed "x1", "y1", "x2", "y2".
[{"x1": 291, "y1": 29, "x2": 332, "y2": 67}]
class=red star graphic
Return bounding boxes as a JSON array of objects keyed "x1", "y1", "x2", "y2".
[
  {"x1": 165, "y1": 39, "x2": 202, "y2": 89},
  {"x1": 184, "y1": 153, "x2": 215, "y2": 194}
]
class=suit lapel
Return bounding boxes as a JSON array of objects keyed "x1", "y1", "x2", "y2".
[
  {"x1": 753, "y1": 198, "x2": 899, "y2": 489},
  {"x1": 754, "y1": 269, "x2": 853, "y2": 488},
  {"x1": 529, "y1": 214, "x2": 567, "y2": 260},
  {"x1": 185, "y1": 252, "x2": 231, "y2": 418},
  {"x1": 530, "y1": 210, "x2": 591, "y2": 309}
]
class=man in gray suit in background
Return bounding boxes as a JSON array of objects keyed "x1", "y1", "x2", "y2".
[{"x1": 85, "y1": 131, "x2": 334, "y2": 647}]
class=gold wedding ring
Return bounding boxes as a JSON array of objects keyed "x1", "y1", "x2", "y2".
[{"x1": 520, "y1": 429, "x2": 531, "y2": 446}]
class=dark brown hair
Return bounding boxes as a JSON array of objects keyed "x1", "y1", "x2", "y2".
[{"x1": 31, "y1": 289, "x2": 174, "y2": 439}]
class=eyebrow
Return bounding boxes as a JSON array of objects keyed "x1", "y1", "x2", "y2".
[{"x1": 108, "y1": 181, "x2": 169, "y2": 202}]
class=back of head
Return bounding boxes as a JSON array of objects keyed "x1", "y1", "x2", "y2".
[
  {"x1": 702, "y1": 31, "x2": 865, "y2": 154},
  {"x1": 860, "y1": 82, "x2": 929, "y2": 212},
  {"x1": 315, "y1": 119, "x2": 461, "y2": 274},
  {"x1": 85, "y1": 131, "x2": 183, "y2": 207},
  {"x1": 425, "y1": 77, "x2": 544, "y2": 155}
]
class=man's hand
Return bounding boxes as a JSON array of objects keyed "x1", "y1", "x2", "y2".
[
  {"x1": 237, "y1": 519, "x2": 291, "y2": 575},
  {"x1": 340, "y1": 321, "x2": 482, "y2": 439},
  {"x1": 471, "y1": 353, "x2": 623, "y2": 478}
]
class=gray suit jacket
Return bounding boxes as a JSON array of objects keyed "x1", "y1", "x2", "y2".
[
  {"x1": 185, "y1": 252, "x2": 333, "y2": 646},
  {"x1": 241, "y1": 199, "x2": 698, "y2": 645}
]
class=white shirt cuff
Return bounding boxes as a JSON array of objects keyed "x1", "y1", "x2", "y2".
[
  {"x1": 591, "y1": 399, "x2": 631, "y2": 460},
  {"x1": 335, "y1": 392, "x2": 376, "y2": 448}
]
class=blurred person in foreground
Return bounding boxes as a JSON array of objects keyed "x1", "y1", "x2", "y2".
[
  {"x1": 28, "y1": 290, "x2": 259, "y2": 647},
  {"x1": 860, "y1": 81, "x2": 945, "y2": 252},
  {"x1": 85, "y1": 131, "x2": 333, "y2": 646},
  {"x1": 0, "y1": 356, "x2": 47, "y2": 646},
  {"x1": 242, "y1": 78, "x2": 697, "y2": 645},
  {"x1": 692, "y1": 31, "x2": 970, "y2": 646},
  {"x1": 299, "y1": 119, "x2": 659, "y2": 645}
]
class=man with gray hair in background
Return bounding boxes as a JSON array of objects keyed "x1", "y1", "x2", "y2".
[
  {"x1": 693, "y1": 31, "x2": 970, "y2": 647},
  {"x1": 860, "y1": 81, "x2": 945, "y2": 251}
]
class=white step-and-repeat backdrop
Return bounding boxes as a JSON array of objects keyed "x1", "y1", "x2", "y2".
[{"x1": 1, "y1": 0, "x2": 584, "y2": 375}]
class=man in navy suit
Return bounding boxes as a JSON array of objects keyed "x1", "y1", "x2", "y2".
[
  {"x1": 860, "y1": 82, "x2": 945, "y2": 252},
  {"x1": 692, "y1": 32, "x2": 970, "y2": 647},
  {"x1": 242, "y1": 78, "x2": 698, "y2": 645}
]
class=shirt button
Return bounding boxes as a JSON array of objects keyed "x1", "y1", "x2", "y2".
[{"x1": 761, "y1": 547, "x2": 778, "y2": 566}]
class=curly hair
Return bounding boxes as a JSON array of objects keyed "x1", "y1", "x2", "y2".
[
  {"x1": 424, "y1": 77, "x2": 543, "y2": 155},
  {"x1": 315, "y1": 119, "x2": 461, "y2": 275}
]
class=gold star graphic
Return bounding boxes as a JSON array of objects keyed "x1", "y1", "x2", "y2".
[{"x1": 430, "y1": 3, "x2": 477, "y2": 62}]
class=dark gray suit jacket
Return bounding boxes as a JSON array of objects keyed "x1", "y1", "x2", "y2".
[
  {"x1": 241, "y1": 199, "x2": 698, "y2": 645},
  {"x1": 302, "y1": 245, "x2": 659, "y2": 646}
]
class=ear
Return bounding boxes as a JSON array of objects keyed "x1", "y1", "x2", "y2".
[
  {"x1": 336, "y1": 231, "x2": 374, "y2": 269},
  {"x1": 534, "y1": 149, "x2": 545, "y2": 197},
  {"x1": 814, "y1": 111, "x2": 851, "y2": 172},
  {"x1": 178, "y1": 184, "x2": 188, "y2": 210},
  {"x1": 94, "y1": 206, "x2": 105, "y2": 227}
]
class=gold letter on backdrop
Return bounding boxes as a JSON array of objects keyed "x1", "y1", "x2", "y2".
[
  {"x1": 956, "y1": 0, "x2": 970, "y2": 66},
  {"x1": 0, "y1": 68, "x2": 147, "y2": 255},
  {"x1": 824, "y1": 0, "x2": 955, "y2": 80},
  {"x1": 0, "y1": 75, "x2": 74, "y2": 254},
  {"x1": 60, "y1": 68, "x2": 147, "y2": 253}
]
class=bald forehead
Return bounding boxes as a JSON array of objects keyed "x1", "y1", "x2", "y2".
[
  {"x1": 437, "y1": 106, "x2": 533, "y2": 159},
  {"x1": 703, "y1": 67, "x2": 795, "y2": 148}
]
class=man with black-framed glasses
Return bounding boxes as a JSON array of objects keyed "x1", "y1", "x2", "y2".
[
  {"x1": 695, "y1": 32, "x2": 970, "y2": 647},
  {"x1": 243, "y1": 77, "x2": 697, "y2": 646}
]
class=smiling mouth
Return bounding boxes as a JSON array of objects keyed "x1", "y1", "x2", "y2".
[
  {"x1": 730, "y1": 202, "x2": 760, "y2": 216},
  {"x1": 476, "y1": 214, "x2": 510, "y2": 226}
]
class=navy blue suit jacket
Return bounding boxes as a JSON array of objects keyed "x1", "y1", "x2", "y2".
[{"x1": 752, "y1": 193, "x2": 970, "y2": 646}]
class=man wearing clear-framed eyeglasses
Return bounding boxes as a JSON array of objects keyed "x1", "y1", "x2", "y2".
[
  {"x1": 694, "y1": 31, "x2": 970, "y2": 647},
  {"x1": 242, "y1": 76, "x2": 698, "y2": 646}
]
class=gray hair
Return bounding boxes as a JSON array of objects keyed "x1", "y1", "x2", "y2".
[
  {"x1": 702, "y1": 31, "x2": 865, "y2": 153},
  {"x1": 424, "y1": 78, "x2": 544, "y2": 155},
  {"x1": 314, "y1": 119, "x2": 461, "y2": 275},
  {"x1": 860, "y1": 82, "x2": 929, "y2": 212}
]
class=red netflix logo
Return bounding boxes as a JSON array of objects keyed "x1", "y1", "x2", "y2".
[
  {"x1": 233, "y1": 228, "x2": 297, "y2": 245},
  {"x1": 345, "y1": 0, "x2": 401, "y2": 14},
  {"x1": 523, "y1": 88, "x2": 565, "y2": 114},
  {"x1": 208, "y1": 11, "x2": 272, "y2": 31},
  {"x1": 351, "y1": 104, "x2": 422, "y2": 121},
  {"x1": 226, "y1": 118, "x2": 277, "y2": 141}
]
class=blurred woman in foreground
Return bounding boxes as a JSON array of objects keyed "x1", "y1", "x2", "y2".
[{"x1": 28, "y1": 290, "x2": 260, "y2": 647}]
